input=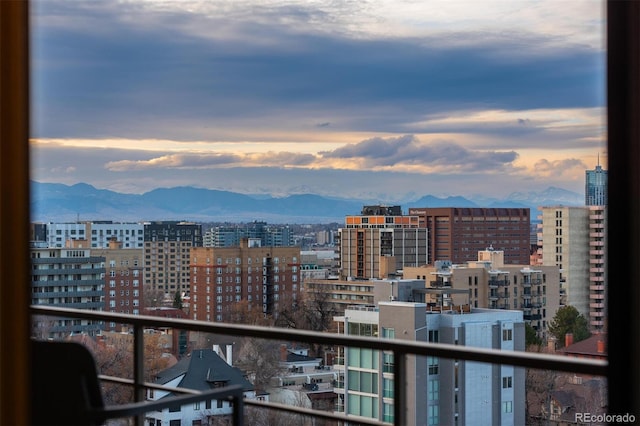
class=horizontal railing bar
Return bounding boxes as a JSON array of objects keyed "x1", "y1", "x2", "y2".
[
  {"x1": 244, "y1": 398, "x2": 386, "y2": 426},
  {"x1": 31, "y1": 305, "x2": 608, "y2": 375},
  {"x1": 98, "y1": 373, "x2": 385, "y2": 425},
  {"x1": 97, "y1": 374, "x2": 202, "y2": 395}
]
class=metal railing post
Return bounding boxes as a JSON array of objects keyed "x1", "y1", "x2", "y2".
[
  {"x1": 133, "y1": 324, "x2": 145, "y2": 426},
  {"x1": 393, "y1": 350, "x2": 405, "y2": 426}
]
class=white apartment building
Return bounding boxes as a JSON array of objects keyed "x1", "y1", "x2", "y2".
[
  {"x1": 39, "y1": 221, "x2": 144, "y2": 249},
  {"x1": 333, "y1": 302, "x2": 525, "y2": 426}
]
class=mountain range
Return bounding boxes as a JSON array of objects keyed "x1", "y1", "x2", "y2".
[{"x1": 31, "y1": 181, "x2": 584, "y2": 223}]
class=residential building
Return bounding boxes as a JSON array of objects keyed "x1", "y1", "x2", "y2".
[
  {"x1": 333, "y1": 301, "x2": 525, "y2": 425},
  {"x1": 146, "y1": 347, "x2": 257, "y2": 426},
  {"x1": 33, "y1": 221, "x2": 145, "y2": 249},
  {"x1": 585, "y1": 160, "x2": 607, "y2": 206},
  {"x1": 338, "y1": 205, "x2": 428, "y2": 280},
  {"x1": 144, "y1": 307, "x2": 191, "y2": 358},
  {"x1": 557, "y1": 333, "x2": 607, "y2": 361},
  {"x1": 404, "y1": 248, "x2": 561, "y2": 337},
  {"x1": 407, "y1": 207, "x2": 530, "y2": 265},
  {"x1": 304, "y1": 278, "x2": 376, "y2": 314},
  {"x1": 90, "y1": 239, "x2": 144, "y2": 332},
  {"x1": 143, "y1": 221, "x2": 202, "y2": 297},
  {"x1": 539, "y1": 206, "x2": 607, "y2": 330},
  {"x1": 30, "y1": 245, "x2": 105, "y2": 338},
  {"x1": 203, "y1": 221, "x2": 294, "y2": 247},
  {"x1": 190, "y1": 239, "x2": 301, "y2": 321},
  {"x1": 269, "y1": 346, "x2": 337, "y2": 413}
]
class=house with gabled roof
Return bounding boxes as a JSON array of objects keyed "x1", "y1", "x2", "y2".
[{"x1": 146, "y1": 348, "x2": 258, "y2": 426}]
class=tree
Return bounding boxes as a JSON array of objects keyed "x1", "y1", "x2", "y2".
[
  {"x1": 235, "y1": 338, "x2": 284, "y2": 391},
  {"x1": 548, "y1": 306, "x2": 590, "y2": 347},
  {"x1": 143, "y1": 285, "x2": 167, "y2": 308},
  {"x1": 173, "y1": 291, "x2": 183, "y2": 310},
  {"x1": 525, "y1": 323, "x2": 542, "y2": 348}
]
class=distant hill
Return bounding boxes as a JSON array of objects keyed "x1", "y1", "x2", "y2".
[{"x1": 30, "y1": 181, "x2": 583, "y2": 223}]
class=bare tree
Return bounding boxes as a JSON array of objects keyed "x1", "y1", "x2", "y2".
[
  {"x1": 235, "y1": 338, "x2": 284, "y2": 391},
  {"x1": 143, "y1": 285, "x2": 167, "y2": 308}
]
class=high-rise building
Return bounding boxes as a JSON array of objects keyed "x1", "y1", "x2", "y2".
[
  {"x1": 407, "y1": 207, "x2": 530, "y2": 265},
  {"x1": 90, "y1": 239, "x2": 144, "y2": 331},
  {"x1": 143, "y1": 221, "x2": 202, "y2": 297},
  {"x1": 539, "y1": 206, "x2": 607, "y2": 330},
  {"x1": 33, "y1": 221, "x2": 145, "y2": 249},
  {"x1": 31, "y1": 245, "x2": 105, "y2": 338},
  {"x1": 203, "y1": 221, "x2": 294, "y2": 247},
  {"x1": 585, "y1": 160, "x2": 607, "y2": 206},
  {"x1": 338, "y1": 206, "x2": 428, "y2": 280},
  {"x1": 334, "y1": 302, "x2": 525, "y2": 425},
  {"x1": 404, "y1": 248, "x2": 561, "y2": 339},
  {"x1": 190, "y1": 239, "x2": 301, "y2": 321}
]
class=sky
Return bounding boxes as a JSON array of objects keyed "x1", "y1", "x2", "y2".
[{"x1": 31, "y1": 0, "x2": 606, "y2": 202}]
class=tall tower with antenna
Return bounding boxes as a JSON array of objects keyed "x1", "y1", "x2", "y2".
[{"x1": 585, "y1": 154, "x2": 607, "y2": 206}]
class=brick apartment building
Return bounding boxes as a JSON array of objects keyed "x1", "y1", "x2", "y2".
[
  {"x1": 408, "y1": 207, "x2": 530, "y2": 265},
  {"x1": 190, "y1": 239, "x2": 301, "y2": 322}
]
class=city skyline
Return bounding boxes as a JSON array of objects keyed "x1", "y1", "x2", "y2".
[{"x1": 31, "y1": 0, "x2": 605, "y2": 201}]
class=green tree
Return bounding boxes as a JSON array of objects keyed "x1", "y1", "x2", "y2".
[
  {"x1": 525, "y1": 323, "x2": 542, "y2": 348},
  {"x1": 548, "y1": 305, "x2": 590, "y2": 347},
  {"x1": 172, "y1": 290, "x2": 183, "y2": 310}
]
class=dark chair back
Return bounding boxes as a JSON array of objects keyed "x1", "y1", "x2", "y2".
[{"x1": 31, "y1": 340, "x2": 105, "y2": 426}]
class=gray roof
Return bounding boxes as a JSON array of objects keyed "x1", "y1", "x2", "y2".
[
  {"x1": 154, "y1": 349, "x2": 254, "y2": 398},
  {"x1": 286, "y1": 352, "x2": 320, "y2": 363}
]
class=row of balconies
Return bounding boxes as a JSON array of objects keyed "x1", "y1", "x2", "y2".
[
  {"x1": 524, "y1": 314, "x2": 542, "y2": 321},
  {"x1": 31, "y1": 256, "x2": 106, "y2": 265},
  {"x1": 488, "y1": 279, "x2": 509, "y2": 288},
  {"x1": 32, "y1": 279, "x2": 105, "y2": 287},
  {"x1": 31, "y1": 290, "x2": 104, "y2": 299},
  {"x1": 34, "y1": 301, "x2": 104, "y2": 310}
]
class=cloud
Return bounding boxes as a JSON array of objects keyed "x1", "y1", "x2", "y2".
[
  {"x1": 322, "y1": 135, "x2": 518, "y2": 171},
  {"x1": 533, "y1": 158, "x2": 588, "y2": 178},
  {"x1": 105, "y1": 151, "x2": 317, "y2": 171},
  {"x1": 29, "y1": 1, "x2": 603, "y2": 200},
  {"x1": 32, "y1": 0, "x2": 604, "y2": 141}
]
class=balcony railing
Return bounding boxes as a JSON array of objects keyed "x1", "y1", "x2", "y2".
[{"x1": 31, "y1": 305, "x2": 607, "y2": 426}]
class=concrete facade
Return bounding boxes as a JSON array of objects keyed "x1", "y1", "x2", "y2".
[
  {"x1": 539, "y1": 206, "x2": 606, "y2": 329},
  {"x1": 338, "y1": 206, "x2": 427, "y2": 280},
  {"x1": 404, "y1": 248, "x2": 561, "y2": 338},
  {"x1": 35, "y1": 221, "x2": 144, "y2": 249},
  {"x1": 30, "y1": 246, "x2": 105, "y2": 338},
  {"x1": 333, "y1": 302, "x2": 525, "y2": 426}
]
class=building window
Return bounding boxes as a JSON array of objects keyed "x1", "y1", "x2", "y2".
[
  {"x1": 503, "y1": 376, "x2": 513, "y2": 388},
  {"x1": 383, "y1": 378, "x2": 394, "y2": 398},
  {"x1": 428, "y1": 357, "x2": 439, "y2": 375},
  {"x1": 428, "y1": 379, "x2": 439, "y2": 400},
  {"x1": 428, "y1": 405, "x2": 439, "y2": 425},
  {"x1": 503, "y1": 401, "x2": 513, "y2": 413},
  {"x1": 502, "y1": 329, "x2": 513, "y2": 341}
]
